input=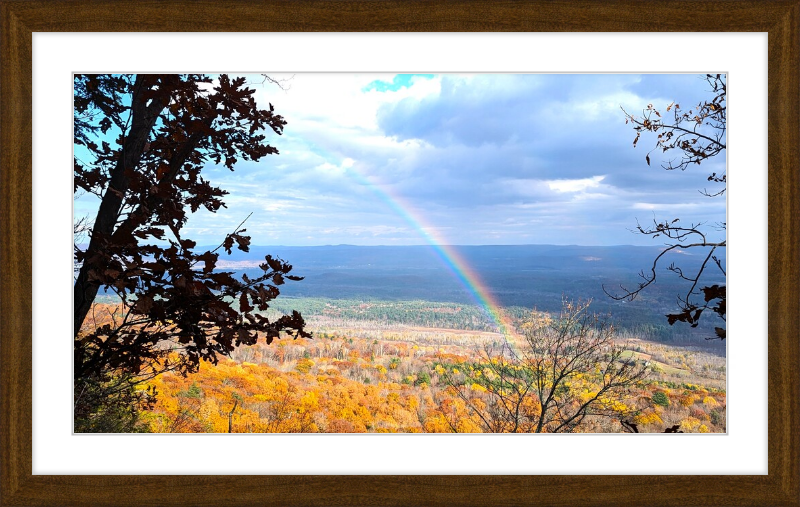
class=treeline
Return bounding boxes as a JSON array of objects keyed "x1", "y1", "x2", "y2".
[
  {"x1": 263, "y1": 297, "x2": 723, "y2": 345},
  {"x1": 95, "y1": 293, "x2": 723, "y2": 345},
  {"x1": 266, "y1": 298, "x2": 506, "y2": 333}
]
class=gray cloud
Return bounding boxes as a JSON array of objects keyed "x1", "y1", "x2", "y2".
[{"x1": 178, "y1": 73, "x2": 726, "y2": 246}]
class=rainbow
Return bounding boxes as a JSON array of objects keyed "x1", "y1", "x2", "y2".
[{"x1": 344, "y1": 161, "x2": 519, "y2": 347}]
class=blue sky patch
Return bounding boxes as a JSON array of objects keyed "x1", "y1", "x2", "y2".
[{"x1": 362, "y1": 74, "x2": 435, "y2": 93}]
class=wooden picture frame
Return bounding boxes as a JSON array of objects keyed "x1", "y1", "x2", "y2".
[{"x1": 1, "y1": 1, "x2": 797, "y2": 506}]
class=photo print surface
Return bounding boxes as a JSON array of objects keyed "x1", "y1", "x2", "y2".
[{"x1": 73, "y1": 73, "x2": 726, "y2": 434}]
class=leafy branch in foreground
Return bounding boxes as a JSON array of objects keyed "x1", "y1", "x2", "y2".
[
  {"x1": 74, "y1": 74, "x2": 309, "y2": 430},
  {"x1": 608, "y1": 74, "x2": 726, "y2": 340}
]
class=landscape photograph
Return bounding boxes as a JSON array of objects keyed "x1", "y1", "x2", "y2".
[{"x1": 73, "y1": 72, "x2": 727, "y2": 434}]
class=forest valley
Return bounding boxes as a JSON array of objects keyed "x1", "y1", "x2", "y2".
[{"x1": 78, "y1": 299, "x2": 726, "y2": 434}]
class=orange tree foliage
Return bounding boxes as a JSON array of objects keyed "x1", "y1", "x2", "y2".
[
  {"x1": 146, "y1": 354, "x2": 427, "y2": 433},
  {"x1": 144, "y1": 330, "x2": 725, "y2": 433}
]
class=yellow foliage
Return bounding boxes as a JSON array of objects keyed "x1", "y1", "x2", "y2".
[
  {"x1": 142, "y1": 333, "x2": 725, "y2": 434},
  {"x1": 470, "y1": 383, "x2": 487, "y2": 393},
  {"x1": 424, "y1": 413, "x2": 452, "y2": 433},
  {"x1": 300, "y1": 391, "x2": 319, "y2": 409},
  {"x1": 634, "y1": 410, "x2": 663, "y2": 426},
  {"x1": 295, "y1": 358, "x2": 314, "y2": 374},
  {"x1": 680, "y1": 417, "x2": 702, "y2": 432},
  {"x1": 456, "y1": 418, "x2": 482, "y2": 433},
  {"x1": 519, "y1": 396, "x2": 542, "y2": 419}
]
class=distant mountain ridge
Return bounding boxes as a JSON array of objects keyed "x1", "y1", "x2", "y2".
[
  {"x1": 220, "y1": 245, "x2": 724, "y2": 343},
  {"x1": 87, "y1": 244, "x2": 725, "y2": 343},
  {"x1": 203, "y1": 243, "x2": 711, "y2": 270}
]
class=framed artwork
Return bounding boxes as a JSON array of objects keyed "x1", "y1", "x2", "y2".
[{"x1": 2, "y1": 2, "x2": 797, "y2": 506}]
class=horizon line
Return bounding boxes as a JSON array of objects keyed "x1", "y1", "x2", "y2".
[{"x1": 196, "y1": 242, "x2": 660, "y2": 249}]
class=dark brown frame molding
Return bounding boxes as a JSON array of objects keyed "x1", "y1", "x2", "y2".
[{"x1": 2, "y1": 1, "x2": 798, "y2": 506}]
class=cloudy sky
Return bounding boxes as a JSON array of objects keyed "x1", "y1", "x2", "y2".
[{"x1": 78, "y1": 73, "x2": 727, "y2": 247}]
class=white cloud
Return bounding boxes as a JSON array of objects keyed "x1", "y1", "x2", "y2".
[
  {"x1": 632, "y1": 202, "x2": 702, "y2": 211},
  {"x1": 249, "y1": 73, "x2": 441, "y2": 132},
  {"x1": 547, "y1": 175, "x2": 606, "y2": 193}
]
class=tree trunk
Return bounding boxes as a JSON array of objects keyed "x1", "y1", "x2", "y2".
[
  {"x1": 73, "y1": 75, "x2": 166, "y2": 338},
  {"x1": 228, "y1": 400, "x2": 238, "y2": 433}
]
